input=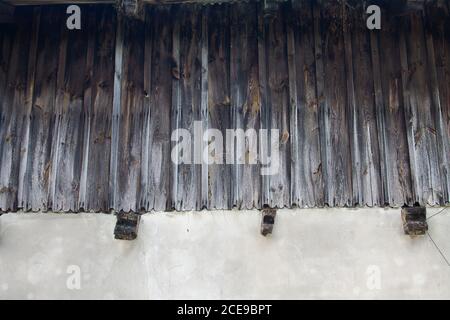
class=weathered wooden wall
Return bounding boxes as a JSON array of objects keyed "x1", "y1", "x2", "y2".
[{"x1": 0, "y1": 1, "x2": 449, "y2": 212}]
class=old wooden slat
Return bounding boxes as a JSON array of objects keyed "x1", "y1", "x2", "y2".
[
  {"x1": 425, "y1": 4, "x2": 450, "y2": 204},
  {"x1": 0, "y1": 7, "x2": 33, "y2": 211},
  {"x1": 257, "y1": 3, "x2": 290, "y2": 208},
  {"x1": 109, "y1": 12, "x2": 124, "y2": 210},
  {"x1": 144, "y1": 5, "x2": 173, "y2": 211},
  {"x1": 0, "y1": 26, "x2": 16, "y2": 161},
  {"x1": 207, "y1": 4, "x2": 231, "y2": 209},
  {"x1": 230, "y1": 2, "x2": 261, "y2": 209},
  {"x1": 171, "y1": 6, "x2": 181, "y2": 210},
  {"x1": 345, "y1": 5, "x2": 382, "y2": 207},
  {"x1": 320, "y1": 1, "x2": 352, "y2": 207},
  {"x1": 22, "y1": 6, "x2": 60, "y2": 211},
  {"x1": 257, "y1": 2, "x2": 270, "y2": 207},
  {"x1": 268, "y1": 4, "x2": 290, "y2": 208},
  {"x1": 399, "y1": 12, "x2": 442, "y2": 205},
  {"x1": 200, "y1": 6, "x2": 208, "y2": 209},
  {"x1": 312, "y1": 0, "x2": 330, "y2": 207},
  {"x1": 171, "y1": 5, "x2": 203, "y2": 211},
  {"x1": 342, "y1": 5, "x2": 361, "y2": 206},
  {"x1": 139, "y1": 5, "x2": 173, "y2": 212},
  {"x1": 48, "y1": 8, "x2": 68, "y2": 210},
  {"x1": 78, "y1": 7, "x2": 96, "y2": 210},
  {"x1": 139, "y1": 6, "x2": 153, "y2": 211},
  {"x1": 287, "y1": 1, "x2": 323, "y2": 207},
  {"x1": 370, "y1": 21, "x2": 388, "y2": 206},
  {"x1": 286, "y1": 1, "x2": 299, "y2": 207},
  {"x1": 375, "y1": 11, "x2": 413, "y2": 206},
  {"x1": 84, "y1": 6, "x2": 115, "y2": 211},
  {"x1": 397, "y1": 15, "x2": 415, "y2": 208},
  {"x1": 116, "y1": 16, "x2": 146, "y2": 212},
  {"x1": 0, "y1": 24, "x2": 15, "y2": 167},
  {"x1": 52, "y1": 10, "x2": 89, "y2": 211},
  {"x1": 17, "y1": 7, "x2": 40, "y2": 208}
]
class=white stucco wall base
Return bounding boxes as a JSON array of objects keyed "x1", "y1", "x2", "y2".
[{"x1": 0, "y1": 208, "x2": 449, "y2": 300}]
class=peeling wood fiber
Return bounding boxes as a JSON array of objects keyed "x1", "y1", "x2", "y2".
[{"x1": 0, "y1": 1, "x2": 449, "y2": 213}]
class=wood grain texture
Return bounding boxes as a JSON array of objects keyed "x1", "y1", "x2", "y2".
[
  {"x1": 288, "y1": 1, "x2": 323, "y2": 208},
  {"x1": 1, "y1": 3, "x2": 449, "y2": 212},
  {"x1": 344, "y1": 5, "x2": 382, "y2": 207},
  {"x1": 172, "y1": 4, "x2": 203, "y2": 211},
  {"x1": 425, "y1": 3, "x2": 450, "y2": 204},
  {"x1": 207, "y1": 4, "x2": 231, "y2": 209},
  {"x1": 374, "y1": 11, "x2": 414, "y2": 206},
  {"x1": 399, "y1": 12, "x2": 443, "y2": 205},
  {"x1": 22, "y1": 6, "x2": 60, "y2": 211},
  {"x1": 230, "y1": 2, "x2": 261, "y2": 209},
  {"x1": 139, "y1": 6, "x2": 172, "y2": 211},
  {"x1": 0, "y1": 7, "x2": 33, "y2": 211}
]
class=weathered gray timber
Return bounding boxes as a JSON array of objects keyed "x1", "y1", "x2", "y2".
[{"x1": 0, "y1": 1, "x2": 449, "y2": 213}]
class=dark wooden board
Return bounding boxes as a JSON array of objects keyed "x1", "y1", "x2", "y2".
[
  {"x1": 0, "y1": 8, "x2": 33, "y2": 211},
  {"x1": 1, "y1": 3, "x2": 449, "y2": 212},
  {"x1": 288, "y1": 1, "x2": 323, "y2": 208},
  {"x1": 230, "y1": 2, "x2": 261, "y2": 209}
]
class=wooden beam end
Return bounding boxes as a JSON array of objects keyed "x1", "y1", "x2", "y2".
[
  {"x1": 401, "y1": 207, "x2": 428, "y2": 236},
  {"x1": 114, "y1": 212, "x2": 141, "y2": 240},
  {"x1": 261, "y1": 208, "x2": 277, "y2": 237}
]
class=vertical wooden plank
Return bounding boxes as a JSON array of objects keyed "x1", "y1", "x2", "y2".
[
  {"x1": 286, "y1": 1, "x2": 300, "y2": 207},
  {"x1": 370, "y1": 25, "x2": 389, "y2": 206},
  {"x1": 257, "y1": 3, "x2": 290, "y2": 208},
  {"x1": 425, "y1": 4, "x2": 450, "y2": 204},
  {"x1": 140, "y1": 6, "x2": 153, "y2": 211},
  {"x1": 171, "y1": 6, "x2": 181, "y2": 210},
  {"x1": 0, "y1": 25, "x2": 14, "y2": 208},
  {"x1": 319, "y1": 1, "x2": 352, "y2": 206},
  {"x1": 344, "y1": 5, "x2": 382, "y2": 207},
  {"x1": 84, "y1": 6, "x2": 116, "y2": 211},
  {"x1": 375, "y1": 12, "x2": 413, "y2": 206},
  {"x1": 313, "y1": 0, "x2": 330, "y2": 207},
  {"x1": 116, "y1": 16, "x2": 146, "y2": 212},
  {"x1": 343, "y1": 5, "x2": 362, "y2": 206},
  {"x1": 109, "y1": 12, "x2": 124, "y2": 211},
  {"x1": 52, "y1": 8, "x2": 89, "y2": 212},
  {"x1": 399, "y1": 12, "x2": 442, "y2": 205},
  {"x1": 0, "y1": 7, "x2": 33, "y2": 211},
  {"x1": 17, "y1": 7, "x2": 40, "y2": 209},
  {"x1": 139, "y1": 5, "x2": 174, "y2": 212},
  {"x1": 49, "y1": 8, "x2": 68, "y2": 211},
  {"x1": 257, "y1": 2, "x2": 270, "y2": 207},
  {"x1": 22, "y1": 6, "x2": 61, "y2": 211},
  {"x1": 144, "y1": 5, "x2": 173, "y2": 211},
  {"x1": 171, "y1": 5, "x2": 203, "y2": 211},
  {"x1": 200, "y1": 6, "x2": 208, "y2": 209},
  {"x1": 230, "y1": 2, "x2": 260, "y2": 209},
  {"x1": 78, "y1": 7, "x2": 96, "y2": 210},
  {"x1": 287, "y1": 0, "x2": 323, "y2": 208},
  {"x1": 207, "y1": 4, "x2": 230, "y2": 209},
  {"x1": 269, "y1": 5, "x2": 290, "y2": 208}
]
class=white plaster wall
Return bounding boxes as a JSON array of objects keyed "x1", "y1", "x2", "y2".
[{"x1": 0, "y1": 208, "x2": 449, "y2": 300}]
